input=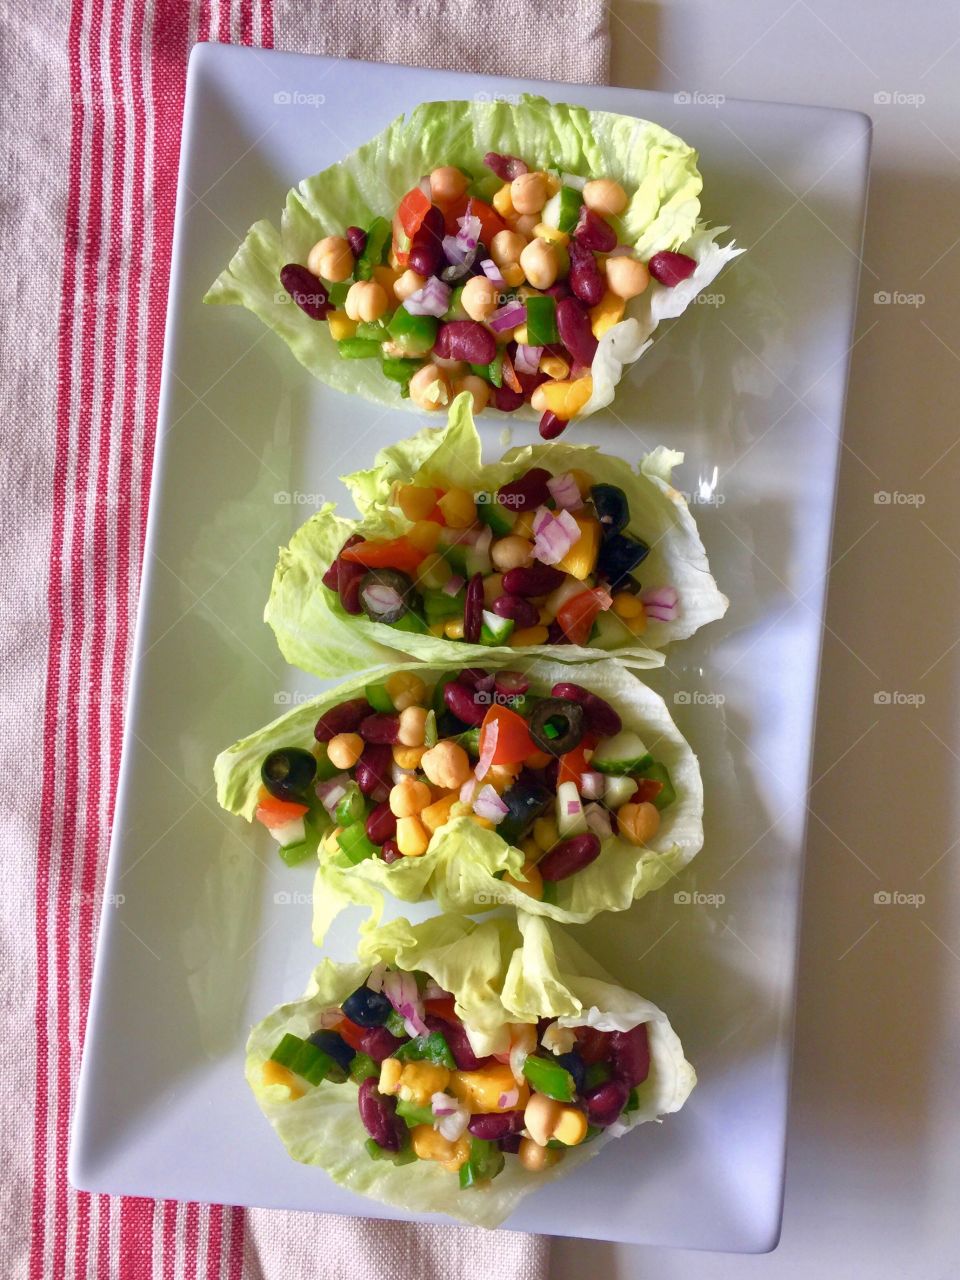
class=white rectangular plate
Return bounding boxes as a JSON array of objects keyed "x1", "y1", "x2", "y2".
[{"x1": 69, "y1": 44, "x2": 870, "y2": 1252}]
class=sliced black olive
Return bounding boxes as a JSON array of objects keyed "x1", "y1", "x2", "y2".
[
  {"x1": 358, "y1": 569, "x2": 419, "y2": 624},
  {"x1": 590, "y1": 484, "x2": 630, "y2": 539},
  {"x1": 528, "y1": 698, "x2": 585, "y2": 756},
  {"x1": 596, "y1": 531, "x2": 650, "y2": 588},
  {"x1": 341, "y1": 984, "x2": 393, "y2": 1028},
  {"x1": 261, "y1": 747, "x2": 317, "y2": 801},
  {"x1": 497, "y1": 770, "x2": 554, "y2": 845}
]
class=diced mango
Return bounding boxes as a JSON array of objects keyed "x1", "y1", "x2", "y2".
[
  {"x1": 502, "y1": 860, "x2": 544, "y2": 901},
  {"x1": 411, "y1": 1125, "x2": 470, "y2": 1171},
  {"x1": 437, "y1": 487, "x2": 476, "y2": 529},
  {"x1": 372, "y1": 264, "x2": 401, "y2": 294},
  {"x1": 327, "y1": 312, "x2": 357, "y2": 341},
  {"x1": 556, "y1": 515, "x2": 601, "y2": 580},
  {"x1": 492, "y1": 183, "x2": 516, "y2": 218},
  {"x1": 261, "y1": 1060, "x2": 305, "y2": 1099},
  {"x1": 449, "y1": 1063, "x2": 530, "y2": 1113},
  {"x1": 397, "y1": 1060, "x2": 451, "y2": 1105},
  {"x1": 421, "y1": 791, "x2": 459, "y2": 834},
  {"x1": 509, "y1": 625, "x2": 550, "y2": 647},
  {"x1": 531, "y1": 376, "x2": 594, "y2": 419},
  {"x1": 407, "y1": 520, "x2": 444, "y2": 552},
  {"x1": 397, "y1": 484, "x2": 438, "y2": 522},
  {"x1": 590, "y1": 290, "x2": 626, "y2": 339}
]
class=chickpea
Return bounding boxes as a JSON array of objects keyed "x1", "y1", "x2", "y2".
[
  {"x1": 482, "y1": 573, "x2": 504, "y2": 607},
  {"x1": 326, "y1": 732, "x2": 363, "y2": 770},
  {"x1": 491, "y1": 535, "x2": 534, "y2": 571},
  {"x1": 344, "y1": 280, "x2": 388, "y2": 322},
  {"x1": 617, "y1": 800, "x2": 661, "y2": 846},
  {"x1": 524, "y1": 1092, "x2": 563, "y2": 1146},
  {"x1": 519, "y1": 238, "x2": 559, "y2": 290},
  {"x1": 408, "y1": 364, "x2": 451, "y2": 412},
  {"x1": 394, "y1": 268, "x2": 427, "y2": 302},
  {"x1": 510, "y1": 171, "x2": 549, "y2": 216},
  {"x1": 396, "y1": 815, "x2": 430, "y2": 857},
  {"x1": 452, "y1": 374, "x2": 491, "y2": 415},
  {"x1": 390, "y1": 777, "x2": 432, "y2": 818},
  {"x1": 461, "y1": 274, "x2": 499, "y2": 322},
  {"x1": 605, "y1": 255, "x2": 650, "y2": 300},
  {"x1": 513, "y1": 212, "x2": 540, "y2": 237},
  {"x1": 518, "y1": 1138, "x2": 564, "y2": 1172},
  {"x1": 420, "y1": 740, "x2": 471, "y2": 790},
  {"x1": 490, "y1": 229, "x2": 527, "y2": 269},
  {"x1": 583, "y1": 178, "x2": 628, "y2": 217},
  {"x1": 397, "y1": 705, "x2": 428, "y2": 747},
  {"x1": 429, "y1": 165, "x2": 468, "y2": 203},
  {"x1": 306, "y1": 235, "x2": 353, "y2": 282}
]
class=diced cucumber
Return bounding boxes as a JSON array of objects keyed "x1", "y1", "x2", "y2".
[
  {"x1": 271, "y1": 815, "x2": 306, "y2": 848},
  {"x1": 556, "y1": 780, "x2": 588, "y2": 836},
  {"x1": 480, "y1": 610, "x2": 514, "y2": 646},
  {"x1": 475, "y1": 497, "x2": 515, "y2": 537},
  {"x1": 336, "y1": 822, "x2": 379, "y2": 865},
  {"x1": 592, "y1": 730, "x2": 653, "y2": 776},
  {"x1": 465, "y1": 547, "x2": 493, "y2": 578},
  {"x1": 602, "y1": 775, "x2": 637, "y2": 809},
  {"x1": 541, "y1": 186, "x2": 583, "y2": 234},
  {"x1": 638, "y1": 760, "x2": 677, "y2": 810}
]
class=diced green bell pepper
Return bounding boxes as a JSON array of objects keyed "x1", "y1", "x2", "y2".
[
  {"x1": 314, "y1": 742, "x2": 341, "y2": 781},
  {"x1": 388, "y1": 307, "x2": 438, "y2": 357},
  {"x1": 270, "y1": 1033, "x2": 339, "y2": 1086},
  {"x1": 626, "y1": 1087, "x2": 640, "y2": 1112},
  {"x1": 355, "y1": 216, "x2": 391, "y2": 280},
  {"x1": 336, "y1": 821, "x2": 379, "y2": 865},
  {"x1": 349, "y1": 1052, "x2": 379, "y2": 1084},
  {"x1": 327, "y1": 281, "x2": 351, "y2": 307},
  {"x1": 637, "y1": 760, "x2": 677, "y2": 810},
  {"x1": 390, "y1": 609, "x2": 429, "y2": 634},
  {"x1": 584, "y1": 1061, "x2": 613, "y2": 1089},
  {"x1": 454, "y1": 726, "x2": 481, "y2": 757},
  {"x1": 521, "y1": 1054, "x2": 576, "y2": 1101},
  {"x1": 334, "y1": 781, "x2": 367, "y2": 827},
  {"x1": 480, "y1": 610, "x2": 514, "y2": 646},
  {"x1": 458, "y1": 1137, "x2": 505, "y2": 1189},
  {"x1": 354, "y1": 319, "x2": 389, "y2": 341},
  {"x1": 525, "y1": 295, "x2": 559, "y2": 346},
  {"x1": 396, "y1": 1099, "x2": 436, "y2": 1127},
  {"x1": 444, "y1": 284, "x2": 467, "y2": 321},
  {"x1": 394, "y1": 1031, "x2": 456, "y2": 1069},
  {"x1": 364, "y1": 1136, "x2": 417, "y2": 1165},
  {"x1": 364, "y1": 681, "x2": 395, "y2": 712},
  {"x1": 386, "y1": 1009, "x2": 408, "y2": 1037},
  {"x1": 381, "y1": 356, "x2": 420, "y2": 385},
  {"x1": 337, "y1": 337, "x2": 382, "y2": 359}
]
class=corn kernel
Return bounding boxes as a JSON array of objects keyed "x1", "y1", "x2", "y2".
[
  {"x1": 509, "y1": 625, "x2": 549, "y2": 647},
  {"x1": 590, "y1": 290, "x2": 626, "y2": 339},
  {"x1": 397, "y1": 483, "x2": 438, "y2": 522},
  {"x1": 532, "y1": 222, "x2": 569, "y2": 246},
  {"x1": 321, "y1": 825, "x2": 344, "y2": 855},
  {"x1": 501, "y1": 262, "x2": 525, "y2": 287},
  {"x1": 533, "y1": 815, "x2": 560, "y2": 850},
  {"x1": 379, "y1": 1058, "x2": 402, "y2": 1095},
  {"x1": 552, "y1": 1105, "x2": 589, "y2": 1146},
  {"x1": 513, "y1": 324, "x2": 529, "y2": 344},
  {"x1": 327, "y1": 312, "x2": 357, "y2": 341},
  {"x1": 437, "y1": 487, "x2": 477, "y2": 529},
  {"x1": 428, "y1": 621, "x2": 445, "y2": 636},
  {"x1": 444, "y1": 617, "x2": 465, "y2": 639},
  {"x1": 540, "y1": 353, "x2": 570, "y2": 380},
  {"x1": 492, "y1": 184, "x2": 516, "y2": 218},
  {"x1": 407, "y1": 520, "x2": 443, "y2": 552},
  {"x1": 449, "y1": 1064, "x2": 529, "y2": 1113},
  {"x1": 612, "y1": 592, "x2": 643, "y2": 619},
  {"x1": 396, "y1": 814, "x2": 430, "y2": 856},
  {"x1": 386, "y1": 672, "x2": 428, "y2": 709},
  {"x1": 261, "y1": 1060, "x2": 305, "y2": 1099}
]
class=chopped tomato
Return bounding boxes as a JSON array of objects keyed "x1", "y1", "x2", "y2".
[
  {"x1": 556, "y1": 589, "x2": 607, "y2": 645},
  {"x1": 424, "y1": 996, "x2": 458, "y2": 1022},
  {"x1": 398, "y1": 186, "x2": 432, "y2": 237},
  {"x1": 332, "y1": 1016, "x2": 367, "y2": 1052},
  {"x1": 465, "y1": 197, "x2": 507, "y2": 248},
  {"x1": 558, "y1": 743, "x2": 592, "y2": 788},
  {"x1": 340, "y1": 537, "x2": 426, "y2": 573},
  {"x1": 255, "y1": 787, "x2": 308, "y2": 829},
  {"x1": 391, "y1": 210, "x2": 411, "y2": 268},
  {"x1": 574, "y1": 1025, "x2": 612, "y2": 1065},
  {"x1": 524, "y1": 749, "x2": 553, "y2": 769},
  {"x1": 632, "y1": 778, "x2": 664, "y2": 805},
  {"x1": 480, "y1": 704, "x2": 535, "y2": 765},
  {"x1": 438, "y1": 192, "x2": 470, "y2": 235}
]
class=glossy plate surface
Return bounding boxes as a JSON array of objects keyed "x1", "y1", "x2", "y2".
[{"x1": 69, "y1": 43, "x2": 870, "y2": 1251}]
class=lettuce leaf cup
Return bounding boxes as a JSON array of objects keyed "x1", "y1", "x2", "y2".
[
  {"x1": 247, "y1": 912, "x2": 696, "y2": 1228},
  {"x1": 214, "y1": 657, "x2": 703, "y2": 938},
  {"x1": 205, "y1": 94, "x2": 741, "y2": 431},
  {"x1": 265, "y1": 394, "x2": 727, "y2": 678}
]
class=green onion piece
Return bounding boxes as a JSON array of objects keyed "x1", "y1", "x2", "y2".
[
  {"x1": 363, "y1": 1136, "x2": 417, "y2": 1165},
  {"x1": 625, "y1": 1087, "x2": 640, "y2": 1112}
]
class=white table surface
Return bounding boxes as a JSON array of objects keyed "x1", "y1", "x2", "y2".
[{"x1": 551, "y1": 2, "x2": 960, "y2": 1276}]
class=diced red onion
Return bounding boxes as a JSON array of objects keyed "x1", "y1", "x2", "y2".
[
  {"x1": 475, "y1": 524, "x2": 493, "y2": 557},
  {"x1": 533, "y1": 508, "x2": 581, "y2": 565},
  {"x1": 498, "y1": 1088, "x2": 520, "y2": 1109},
  {"x1": 546, "y1": 472, "x2": 583, "y2": 511},
  {"x1": 608, "y1": 244, "x2": 635, "y2": 257},
  {"x1": 431, "y1": 1092, "x2": 457, "y2": 1117},
  {"x1": 442, "y1": 574, "x2": 465, "y2": 596},
  {"x1": 417, "y1": 175, "x2": 432, "y2": 197},
  {"x1": 318, "y1": 1007, "x2": 344, "y2": 1029},
  {"x1": 365, "y1": 962, "x2": 387, "y2": 992},
  {"x1": 404, "y1": 276, "x2": 451, "y2": 317},
  {"x1": 514, "y1": 344, "x2": 543, "y2": 375},
  {"x1": 460, "y1": 777, "x2": 477, "y2": 804},
  {"x1": 442, "y1": 234, "x2": 471, "y2": 266},
  {"x1": 432, "y1": 1093, "x2": 470, "y2": 1141},
  {"x1": 489, "y1": 300, "x2": 526, "y2": 333},
  {"x1": 532, "y1": 505, "x2": 553, "y2": 536},
  {"x1": 476, "y1": 672, "x2": 496, "y2": 694},
  {"x1": 363, "y1": 584, "x2": 404, "y2": 614},
  {"x1": 456, "y1": 213, "x2": 482, "y2": 251},
  {"x1": 579, "y1": 771, "x2": 605, "y2": 800},
  {"x1": 481, "y1": 258, "x2": 505, "y2": 286},
  {"x1": 474, "y1": 784, "x2": 509, "y2": 822},
  {"x1": 642, "y1": 585, "x2": 679, "y2": 622},
  {"x1": 561, "y1": 172, "x2": 586, "y2": 191},
  {"x1": 316, "y1": 774, "x2": 351, "y2": 815},
  {"x1": 585, "y1": 802, "x2": 613, "y2": 838}
]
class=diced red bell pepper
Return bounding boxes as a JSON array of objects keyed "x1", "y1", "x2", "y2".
[
  {"x1": 332, "y1": 1016, "x2": 368, "y2": 1052},
  {"x1": 556, "y1": 589, "x2": 607, "y2": 645},
  {"x1": 255, "y1": 787, "x2": 309, "y2": 830},
  {"x1": 558, "y1": 743, "x2": 592, "y2": 788},
  {"x1": 339, "y1": 537, "x2": 427, "y2": 573},
  {"x1": 632, "y1": 778, "x2": 664, "y2": 805},
  {"x1": 464, "y1": 197, "x2": 507, "y2": 249},
  {"x1": 479, "y1": 705, "x2": 536, "y2": 766},
  {"x1": 424, "y1": 996, "x2": 458, "y2": 1022},
  {"x1": 438, "y1": 192, "x2": 470, "y2": 235},
  {"x1": 398, "y1": 186, "x2": 432, "y2": 237}
]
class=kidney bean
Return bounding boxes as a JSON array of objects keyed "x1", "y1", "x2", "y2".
[
  {"x1": 467, "y1": 1111, "x2": 527, "y2": 1140},
  {"x1": 497, "y1": 467, "x2": 552, "y2": 513},
  {"x1": 492, "y1": 594, "x2": 540, "y2": 629},
  {"x1": 365, "y1": 800, "x2": 397, "y2": 845},
  {"x1": 359, "y1": 1024, "x2": 403, "y2": 1063},
  {"x1": 433, "y1": 321, "x2": 496, "y2": 365},
  {"x1": 356, "y1": 743, "x2": 394, "y2": 797},
  {"x1": 539, "y1": 411, "x2": 568, "y2": 440},
  {"x1": 322, "y1": 535, "x2": 364, "y2": 591},
  {"x1": 610, "y1": 1024, "x2": 650, "y2": 1087},
  {"x1": 583, "y1": 1078, "x2": 630, "y2": 1127},
  {"x1": 464, "y1": 572, "x2": 484, "y2": 645},
  {"x1": 574, "y1": 208, "x2": 617, "y2": 253},
  {"x1": 423, "y1": 1014, "x2": 491, "y2": 1071},
  {"x1": 568, "y1": 240, "x2": 605, "y2": 307},
  {"x1": 550, "y1": 682, "x2": 623, "y2": 737},
  {"x1": 408, "y1": 205, "x2": 445, "y2": 277},
  {"x1": 443, "y1": 676, "x2": 487, "y2": 726},
  {"x1": 492, "y1": 383, "x2": 525, "y2": 412},
  {"x1": 457, "y1": 668, "x2": 492, "y2": 690},
  {"x1": 516, "y1": 369, "x2": 548, "y2": 400},
  {"x1": 314, "y1": 697, "x2": 371, "y2": 742},
  {"x1": 543, "y1": 758, "x2": 560, "y2": 790},
  {"x1": 357, "y1": 1076, "x2": 405, "y2": 1151},
  {"x1": 556, "y1": 296, "x2": 599, "y2": 367},
  {"x1": 499, "y1": 1133, "x2": 523, "y2": 1154},
  {"x1": 345, "y1": 225, "x2": 367, "y2": 257},
  {"x1": 484, "y1": 151, "x2": 528, "y2": 180},
  {"x1": 545, "y1": 280, "x2": 571, "y2": 302},
  {"x1": 502, "y1": 564, "x2": 564, "y2": 597},
  {"x1": 380, "y1": 838, "x2": 401, "y2": 864},
  {"x1": 546, "y1": 621, "x2": 573, "y2": 646},
  {"x1": 538, "y1": 833, "x2": 602, "y2": 882},
  {"x1": 279, "y1": 263, "x2": 332, "y2": 320},
  {"x1": 648, "y1": 250, "x2": 697, "y2": 287},
  {"x1": 359, "y1": 713, "x2": 399, "y2": 744}
]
